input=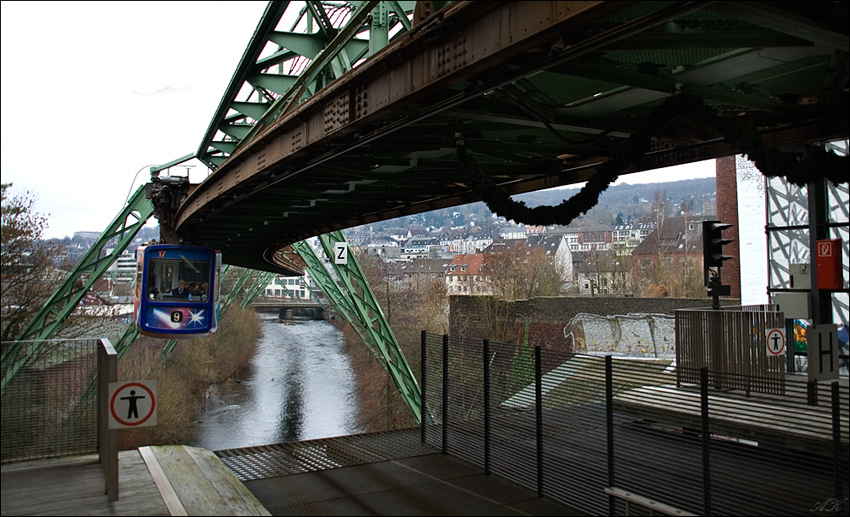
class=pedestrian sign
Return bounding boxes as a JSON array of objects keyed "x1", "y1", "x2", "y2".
[
  {"x1": 109, "y1": 381, "x2": 157, "y2": 429},
  {"x1": 766, "y1": 328, "x2": 786, "y2": 356}
]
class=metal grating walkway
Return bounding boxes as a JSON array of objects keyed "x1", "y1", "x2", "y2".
[
  {"x1": 215, "y1": 428, "x2": 583, "y2": 516},
  {"x1": 215, "y1": 428, "x2": 436, "y2": 482}
]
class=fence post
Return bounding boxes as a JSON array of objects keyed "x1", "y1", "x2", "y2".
[
  {"x1": 442, "y1": 334, "x2": 448, "y2": 455},
  {"x1": 483, "y1": 339, "x2": 491, "y2": 475},
  {"x1": 98, "y1": 338, "x2": 118, "y2": 501},
  {"x1": 785, "y1": 319, "x2": 795, "y2": 373},
  {"x1": 832, "y1": 381, "x2": 843, "y2": 512},
  {"x1": 534, "y1": 346, "x2": 543, "y2": 498},
  {"x1": 807, "y1": 378, "x2": 819, "y2": 406},
  {"x1": 421, "y1": 330, "x2": 427, "y2": 443},
  {"x1": 700, "y1": 366, "x2": 711, "y2": 516},
  {"x1": 606, "y1": 355, "x2": 615, "y2": 516}
]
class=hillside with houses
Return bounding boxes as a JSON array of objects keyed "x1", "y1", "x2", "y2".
[
  {"x1": 54, "y1": 178, "x2": 716, "y2": 305},
  {"x1": 269, "y1": 178, "x2": 717, "y2": 302}
]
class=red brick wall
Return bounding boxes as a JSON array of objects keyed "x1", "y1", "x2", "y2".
[{"x1": 714, "y1": 156, "x2": 741, "y2": 299}]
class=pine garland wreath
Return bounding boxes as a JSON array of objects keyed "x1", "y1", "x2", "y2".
[{"x1": 458, "y1": 93, "x2": 848, "y2": 226}]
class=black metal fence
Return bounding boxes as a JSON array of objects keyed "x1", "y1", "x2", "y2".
[
  {"x1": 421, "y1": 331, "x2": 849, "y2": 516},
  {"x1": 1, "y1": 339, "x2": 99, "y2": 463}
]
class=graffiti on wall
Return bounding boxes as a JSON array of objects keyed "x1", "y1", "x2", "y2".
[{"x1": 564, "y1": 312, "x2": 675, "y2": 358}]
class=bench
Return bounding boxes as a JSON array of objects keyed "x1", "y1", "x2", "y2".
[
  {"x1": 604, "y1": 486, "x2": 697, "y2": 516},
  {"x1": 612, "y1": 385, "x2": 849, "y2": 454}
]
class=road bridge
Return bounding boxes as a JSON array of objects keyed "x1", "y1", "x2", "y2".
[
  {"x1": 164, "y1": 1, "x2": 849, "y2": 275},
  {"x1": 251, "y1": 298, "x2": 325, "y2": 309},
  {"x1": 251, "y1": 296, "x2": 327, "y2": 320}
]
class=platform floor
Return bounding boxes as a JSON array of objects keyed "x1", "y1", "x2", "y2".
[
  {"x1": 244, "y1": 452, "x2": 579, "y2": 516},
  {"x1": 1, "y1": 438, "x2": 579, "y2": 516},
  {"x1": 1, "y1": 450, "x2": 168, "y2": 516}
]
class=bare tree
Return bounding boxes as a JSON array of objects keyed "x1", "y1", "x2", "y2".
[
  {"x1": 1, "y1": 183, "x2": 64, "y2": 341},
  {"x1": 486, "y1": 242, "x2": 565, "y2": 300}
]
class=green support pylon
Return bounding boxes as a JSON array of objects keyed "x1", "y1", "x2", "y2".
[
  {"x1": 293, "y1": 233, "x2": 422, "y2": 423},
  {"x1": 221, "y1": 266, "x2": 254, "y2": 312},
  {"x1": 241, "y1": 271, "x2": 276, "y2": 309},
  {"x1": 2, "y1": 184, "x2": 155, "y2": 395},
  {"x1": 291, "y1": 239, "x2": 384, "y2": 362}
]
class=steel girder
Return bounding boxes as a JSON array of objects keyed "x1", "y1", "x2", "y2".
[
  {"x1": 176, "y1": 1, "x2": 849, "y2": 274},
  {"x1": 291, "y1": 232, "x2": 421, "y2": 423}
]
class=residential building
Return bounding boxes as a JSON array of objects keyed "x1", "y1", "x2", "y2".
[
  {"x1": 393, "y1": 257, "x2": 453, "y2": 291},
  {"x1": 631, "y1": 216, "x2": 705, "y2": 297},
  {"x1": 450, "y1": 236, "x2": 493, "y2": 255},
  {"x1": 445, "y1": 254, "x2": 490, "y2": 295},
  {"x1": 611, "y1": 221, "x2": 656, "y2": 256},
  {"x1": 554, "y1": 220, "x2": 613, "y2": 252},
  {"x1": 498, "y1": 226, "x2": 527, "y2": 240},
  {"x1": 401, "y1": 236, "x2": 443, "y2": 260},
  {"x1": 527, "y1": 234, "x2": 574, "y2": 286},
  {"x1": 572, "y1": 251, "x2": 633, "y2": 295}
]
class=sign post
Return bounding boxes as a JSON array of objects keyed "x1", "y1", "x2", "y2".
[{"x1": 108, "y1": 381, "x2": 157, "y2": 429}]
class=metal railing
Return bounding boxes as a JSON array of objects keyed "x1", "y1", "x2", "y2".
[
  {"x1": 675, "y1": 304, "x2": 786, "y2": 394},
  {"x1": 1, "y1": 338, "x2": 118, "y2": 500},
  {"x1": 421, "y1": 331, "x2": 848, "y2": 516}
]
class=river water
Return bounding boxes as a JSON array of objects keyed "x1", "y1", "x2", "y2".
[{"x1": 189, "y1": 314, "x2": 361, "y2": 450}]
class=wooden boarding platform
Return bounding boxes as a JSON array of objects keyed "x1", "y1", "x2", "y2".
[
  {"x1": 1, "y1": 446, "x2": 269, "y2": 516},
  {"x1": 139, "y1": 445, "x2": 270, "y2": 516},
  {"x1": 612, "y1": 382, "x2": 849, "y2": 455},
  {"x1": 1, "y1": 450, "x2": 168, "y2": 516}
]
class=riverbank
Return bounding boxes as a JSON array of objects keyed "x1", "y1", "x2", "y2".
[
  {"x1": 190, "y1": 315, "x2": 361, "y2": 450},
  {"x1": 116, "y1": 307, "x2": 262, "y2": 450}
]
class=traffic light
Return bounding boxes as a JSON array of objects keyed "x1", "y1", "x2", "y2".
[
  {"x1": 702, "y1": 220, "x2": 733, "y2": 308},
  {"x1": 702, "y1": 220, "x2": 733, "y2": 272}
]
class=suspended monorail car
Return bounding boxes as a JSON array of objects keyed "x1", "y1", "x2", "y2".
[{"x1": 133, "y1": 244, "x2": 221, "y2": 339}]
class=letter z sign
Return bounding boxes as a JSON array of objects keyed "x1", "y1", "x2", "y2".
[{"x1": 333, "y1": 242, "x2": 349, "y2": 265}]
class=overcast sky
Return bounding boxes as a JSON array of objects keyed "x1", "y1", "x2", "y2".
[{"x1": 1, "y1": 1, "x2": 715, "y2": 241}]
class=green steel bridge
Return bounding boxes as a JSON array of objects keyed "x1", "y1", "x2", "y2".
[{"x1": 4, "y1": 0, "x2": 849, "y2": 426}]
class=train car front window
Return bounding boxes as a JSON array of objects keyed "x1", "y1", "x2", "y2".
[{"x1": 148, "y1": 257, "x2": 210, "y2": 302}]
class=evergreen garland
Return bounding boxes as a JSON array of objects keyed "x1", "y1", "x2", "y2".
[{"x1": 458, "y1": 93, "x2": 848, "y2": 226}]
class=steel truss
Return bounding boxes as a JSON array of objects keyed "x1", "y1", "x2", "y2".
[
  {"x1": 2, "y1": 185, "x2": 154, "y2": 394},
  {"x1": 197, "y1": 1, "x2": 416, "y2": 169},
  {"x1": 292, "y1": 232, "x2": 421, "y2": 423}
]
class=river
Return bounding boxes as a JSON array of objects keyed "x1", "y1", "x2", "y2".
[{"x1": 189, "y1": 314, "x2": 361, "y2": 450}]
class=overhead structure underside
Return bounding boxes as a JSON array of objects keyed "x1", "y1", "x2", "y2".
[{"x1": 176, "y1": 1, "x2": 849, "y2": 274}]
